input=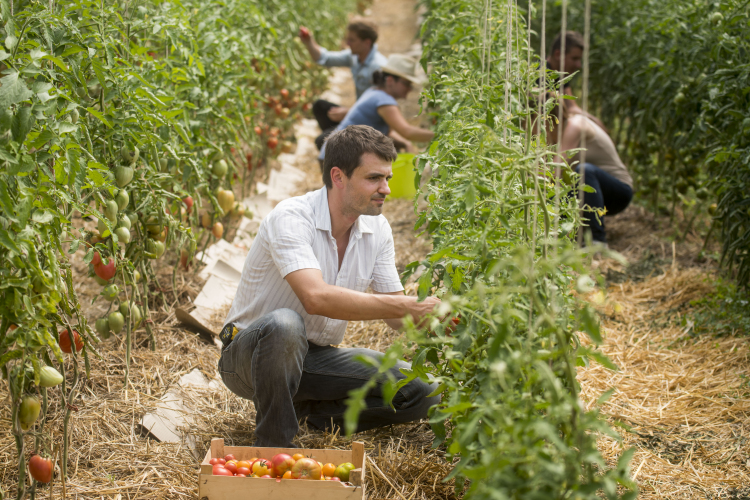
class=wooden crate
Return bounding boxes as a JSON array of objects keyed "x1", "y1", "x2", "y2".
[{"x1": 198, "y1": 438, "x2": 366, "y2": 500}]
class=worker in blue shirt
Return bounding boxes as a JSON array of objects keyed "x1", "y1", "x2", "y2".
[{"x1": 298, "y1": 21, "x2": 388, "y2": 150}]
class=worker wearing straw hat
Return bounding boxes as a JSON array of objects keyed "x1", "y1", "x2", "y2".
[{"x1": 318, "y1": 54, "x2": 434, "y2": 165}]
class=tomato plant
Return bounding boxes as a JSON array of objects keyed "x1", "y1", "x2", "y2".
[
  {"x1": 343, "y1": 0, "x2": 637, "y2": 498},
  {"x1": 0, "y1": 0, "x2": 353, "y2": 495}
]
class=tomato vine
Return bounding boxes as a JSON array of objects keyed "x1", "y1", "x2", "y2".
[{"x1": 0, "y1": 0, "x2": 353, "y2": 496}]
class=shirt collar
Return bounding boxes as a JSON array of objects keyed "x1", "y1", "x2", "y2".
[
  {"x1": 315, "y1": 187, "x2": 374, "y2": 238},
  {"x1": 354, "y1": 44, "x2": 379, "y2": 69}
]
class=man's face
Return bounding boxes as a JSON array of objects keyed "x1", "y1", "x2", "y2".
[
  {"x1": 339, "y1": 152, "x2": 392, "y2": 217},
  {"x1": 564, "y1": 46, "x2": 583, "y2": 74},
  {"x1": 549, "y1": 46, "x2": 583, "y2": 75},
  {"x1": 345, "y1": 31, "x2": 372, "y2": 56}
]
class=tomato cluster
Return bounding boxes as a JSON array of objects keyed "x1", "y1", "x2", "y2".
[{"x1": 209, "y1": 452, "x2": 355, "y2": 482}]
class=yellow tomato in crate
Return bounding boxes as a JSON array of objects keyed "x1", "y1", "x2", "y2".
[
  {"x1": 321, "y1": 463, "x2": 336, "y2": 477},
  {"x1": 292, "y1": 453, "x2": 305, "y2": 462}
]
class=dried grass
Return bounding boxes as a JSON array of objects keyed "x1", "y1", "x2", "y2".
[{"x1": 579, "y1": 245, "x2": 750, "y2": 498}]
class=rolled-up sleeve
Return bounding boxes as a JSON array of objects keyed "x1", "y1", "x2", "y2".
[
  {"x1": 266, "y1": 209, "x2": 321, "y2": 278},
  {"x1": 371, "y1": 223, "x2": 404, "y2": 293},
  {"x1": 316, "y1": 47, "x2": 354, "y2": 68}
]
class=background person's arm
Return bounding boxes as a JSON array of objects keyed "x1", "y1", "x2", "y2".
[
  {"x1": 285, "y1": 268, "x2": 440, "y2": 324},
  {"x1": 378, "y1": 105, "x2": 435, "y2": 143},
  {"x1": 299, "y1": 26, "x2": 352, "y2": 67}
]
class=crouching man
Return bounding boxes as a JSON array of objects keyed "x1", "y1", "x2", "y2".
[{"x1": 219, "y1": 125, "x2": 440, "y2": 447}]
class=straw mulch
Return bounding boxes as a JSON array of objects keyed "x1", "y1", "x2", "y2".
[{"x1": 578, "y1": 212, "x2": 750, "y2": 499}]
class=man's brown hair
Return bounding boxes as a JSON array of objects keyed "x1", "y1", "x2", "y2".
[
  {"x1": 550, "y1": 31, "x2": 585, "y2": 55},
  {"x1": 347, "y1": 21, "x2": 378, "y2": 44},
  {"x1": 322, "y1": 125, "x2": 397, "y2": 189}
]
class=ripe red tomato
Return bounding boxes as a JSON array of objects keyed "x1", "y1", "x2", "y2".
[
  {"x1": 209, "y1": 458, "x2": 221, "y2": 465},
  {"x1": 183, "y1": 196, "x2": 193, "y2": 214},
  {"x1": 28, "y1": 454, "x2": 53, "y2": 483},
  {"x1": 302, "y1": 103, "x2": 311, "y2": 112},
  {"x1": 330, "y1": 476, "x2": 341, "y2": 482},
  {"x1": 213, "y1": 467, "x2": 233, "y2": 476},
  {"x1": 270, "y1": 453, "x2": 295, "y2": 478},
  {"x1": 267, "y1": 138, "x2": 278, "y2": 149},
  {"x1": 236, "y1": 473, "x2": 247, "y2": 477},
  {"x1": 94, "y1": 258, "x2": 116, "y2": 280},
  {"x1": 92, "y1": 251, "x2": 102, "y2": 267},
  {"x1": 291, "y1": 458, "x2": 322, "y2": 480},
  {"x1": 224, "y1": 462, "x2": 238, "y2": 474},
  {"x1": 260, "y1": 475, "x2": 272, "y2": 478},
  {"x1": 236, "y1": 466, "x2": 250, "y2": 476},
  {"x1": 254, "y1": 126, "x2": 262, "y2": 136},
  {"x1": 280, "y1": 89, "x2": 289, "y2": 99},
  {"x1": 59, "y1": 329, "x2": 83, "y2": 353}
]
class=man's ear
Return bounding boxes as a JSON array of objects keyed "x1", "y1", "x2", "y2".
[{"x1": 330, "y1": 166, "x2": 346, "y2": 188}]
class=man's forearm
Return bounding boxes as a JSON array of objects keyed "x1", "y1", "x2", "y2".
[
  {"x1": 304, "y1": 284, "x2": 415, "y2": 320},
  {"x1": 303, "y1": 40, "x2": 322, "y2": 63}
]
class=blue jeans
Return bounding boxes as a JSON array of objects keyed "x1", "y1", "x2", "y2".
[
  {"x1": 218, "y1": 309, "x2": 440, "y2": 447},
  {"x1": 574, "y1": 163, "x2": 633, "y2": 243}
]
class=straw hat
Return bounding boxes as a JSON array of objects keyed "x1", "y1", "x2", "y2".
[{"x1": 379, "y1": 54, "x2": 424, "y2": 85}]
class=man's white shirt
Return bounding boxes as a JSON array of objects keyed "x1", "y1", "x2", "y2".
[{"x1": 224, "y1": 187, "x2": 404, "y2": 345}]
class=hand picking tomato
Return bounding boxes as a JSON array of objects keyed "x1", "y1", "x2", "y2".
[{"x1": 299, "y1": 26, "x2": 311, "y2": 39}]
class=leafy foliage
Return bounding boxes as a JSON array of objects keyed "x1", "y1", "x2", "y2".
[
  {"x1": 0, "y1": 0, "x2": 351, "y2": 495},
  {"x1": 346, "y1": 0, "x2": 637, "y2": 498},
  {"x1": 537, "y1": 0, "x2": 750, "y2": 287}
]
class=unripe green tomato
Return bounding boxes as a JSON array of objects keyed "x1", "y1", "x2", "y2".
[
  {"x1": 39, "y1": 366, "x2": 64, "y2": 388},
  {"x1": 127, "y1": 212, "x2": 138, "y2": 226},
  {"x1": 114, "y1": 227, "x2": 131, "y2": 244},
  {"x1": 115, "y1": 190, "x2": 129, "y2": 211},
  {"x1": 19, "y1": 395, "x2": 41, "y2": 431},
  {"x1": 95, "y1": 317, "x2": 111, "y2": 339},
  {"x1": 102, "y1": 284, "x2": 119, "y2": 302},
  {"x1": 97, "y1": 218, "x2": 109, "y2": 236},
  {"x1": 117, "y1": 214, "x2": 131, "y2": 230},
  {"x1": 159, "y1": 158, "x2": 168, "y2": 171},
  {"x1": 212, "y1": 159, "x2": 228, "y2": 177},
  {"x1": 146, "y1": 239, "x2": 165, "y2": 259},
  {"x1": 132, "y1": 305, "x2": 143, "y2": 326},
  {"x1": 115, "y1": 166, "x2": 134, "y2": 188},
  {"x1": 120, "y1": 145, "x2": 140, "y2": 164},
  {"x1": 70, "y1": 108, "x2": 79, "y2": 124},
  {"x1": 93, "y1": 274, "x2": 110, "y2": 286},
  {"x1": 104, "y1": 200, "x2": 119, "y2": 222},
  {"x1": 108, "y1": 311, "x2": 125, "y2": 334}
]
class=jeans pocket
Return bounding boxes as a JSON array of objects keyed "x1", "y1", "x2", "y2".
[{"x1": 220, "y1": 370, "x2": 255, "y2": 400}]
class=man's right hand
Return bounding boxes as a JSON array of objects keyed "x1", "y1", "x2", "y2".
[
  {"x1": 408, "y1": 296, "x2": 442, "y2": 327},
  {"x1": 299, "y1": 26, "x2": 312, "y2": 42}
]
